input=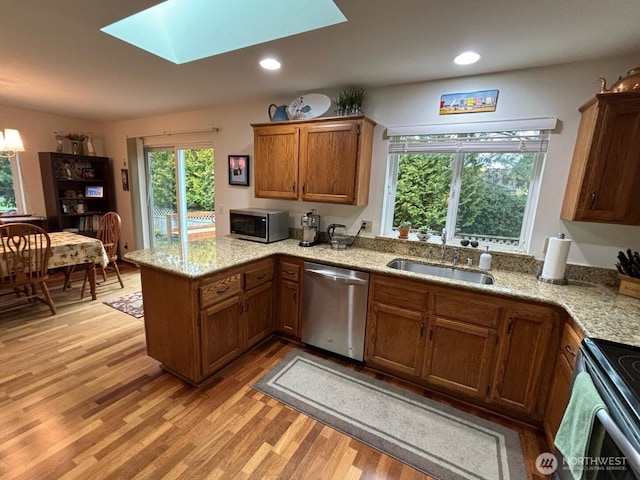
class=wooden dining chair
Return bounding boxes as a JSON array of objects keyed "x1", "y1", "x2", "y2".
[
  {"x1": 81, "y1": 212, "x2": 124, "y2": 299},
  {"x1": 0, "y1": 223, "x2": 56, "y2": 315},
  {"x1": 80, "y1": 212, "x2": 124, "y2": 298}
]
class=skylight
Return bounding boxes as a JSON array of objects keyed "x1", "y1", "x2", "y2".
[{"x1": 101, "y1": 0, "x2": 347, "y2": 64}]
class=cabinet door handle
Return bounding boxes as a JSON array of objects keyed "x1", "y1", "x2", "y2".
[
  {"x1": 565, "y1": 345, "x2": 576, "y2": 357},
  {"x1": 419, "y1": 322, "x2": 424, "y2": 337},
  {"x1": 239, "y1": 303, "x2": 243, "y2": 314},
  {"x1": 216, "y1": 286, "x2": 229, "y2": 294},
  {"x1": 257, "y1": 273, "x2": 266, "y2": 280},
  {"x1": 429, "y1": 325, "x2": 434, "y2": 340},
  {"x1": 507, "y1": 317, "x2": 513, "y2": 334},
  {"x1": 302, "y1": 182, "x2": 306, "y2": 194},
  {"x1": 292, "y1": 181, "x2": 296, "y2": 193},
  {"x1": 284, "y1": 270, "x2": 295, "y2": 275},
  {"x1": 293, "y1": 291, "x2": 297, "y2": 302},
  {"x1": 245, "y1": 299, "x2": 249, "y2": 312},
  {"x1": 589, "y1": 191, "x2": 597, "y2": 210}
]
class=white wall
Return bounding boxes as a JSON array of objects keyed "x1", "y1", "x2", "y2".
[
  {"x1": 5, "y1": 53, "x2": 639, "y2": 269},
  {"x1": 0, "y1": 104, "x2": 105, "y2": 217}
]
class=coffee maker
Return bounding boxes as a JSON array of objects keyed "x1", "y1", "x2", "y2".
[{"x1": 299, "y1": 209, "x2": 320, "y2": 247}]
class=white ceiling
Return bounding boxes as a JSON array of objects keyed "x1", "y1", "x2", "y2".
[{"x1": 2, "y1": 0, "x2": 639, "y2": 122}]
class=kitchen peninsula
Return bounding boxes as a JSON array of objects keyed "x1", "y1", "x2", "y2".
[{"x1": 126, "y1": 237, "x2": 640, "y2": 424}]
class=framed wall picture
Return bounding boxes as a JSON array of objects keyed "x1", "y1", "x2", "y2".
[
  {"x1": 228, "y1": 155, "x2": 250, "y2": 186},
  {"x1": 439, "y1": 89, "x2": 499, "y2": 115},
  {"x1": 121, "y1": 168, "x2": 130, "y2": 191}
]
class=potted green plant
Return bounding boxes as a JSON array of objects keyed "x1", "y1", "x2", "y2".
[
  {"x1": 335, "y1": 85, "x2": 366, "y2": 116},
  {"x1": 398, "y1": 221, "x2": 412, "y2": 239},
  {"x1": 417, "y1": 226, "x2": 431, "y2": 242}
]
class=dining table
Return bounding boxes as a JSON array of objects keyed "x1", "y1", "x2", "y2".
[{"x1": 48, "y1": 231, "x2": 109, "y2": 300}]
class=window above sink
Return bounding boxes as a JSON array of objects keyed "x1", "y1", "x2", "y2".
[{"x1": 382, "y1": 118, "x2": 557, "y2": 253}]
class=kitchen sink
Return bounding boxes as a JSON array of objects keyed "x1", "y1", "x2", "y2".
[{"x1": 386, "y1": 259, "x2": 494, "y2": 285}]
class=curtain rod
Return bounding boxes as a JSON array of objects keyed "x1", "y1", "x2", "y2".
[{"x1": 126, "y1": 127, "x2": 219, "y2": 138}]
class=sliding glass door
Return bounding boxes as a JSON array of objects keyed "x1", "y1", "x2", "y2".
[{"x1": 145, "y1": 147, "x2": 215, "y2": 246}]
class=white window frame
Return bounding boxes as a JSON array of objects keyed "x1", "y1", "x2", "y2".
[
  {"x1": 0, "y1": 153, "x2": 27, "y2": 214},
  {"x1": 382, "y1": 117, "x2": 556, "y2": 252}
]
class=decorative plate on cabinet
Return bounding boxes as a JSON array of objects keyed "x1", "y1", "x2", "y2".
[{"x1": 287, "y1": 93, "x2": 331, "y2": 120}]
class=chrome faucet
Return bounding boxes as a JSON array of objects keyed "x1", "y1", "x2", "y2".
[
  {"x1": 440, "y1": 228, "x2": 447, "y2": 263},
  {"x1": 452, "y1": 248, "x2": 459, "y2": 266}
]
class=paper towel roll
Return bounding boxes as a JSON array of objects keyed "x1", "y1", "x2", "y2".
[{"x1": 541, "y1": 237, "x2": 572, "y2": 281}]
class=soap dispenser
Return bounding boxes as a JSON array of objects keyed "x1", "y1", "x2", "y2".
[{"x1": 479, "y1": 246, "x2": 492, "y2": 270}]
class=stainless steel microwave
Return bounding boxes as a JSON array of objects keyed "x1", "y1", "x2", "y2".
[{"x1": 229, "y1": 208, "x2": 289, "y2": 243}]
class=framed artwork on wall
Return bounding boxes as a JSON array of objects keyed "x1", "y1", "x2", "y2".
[
  {"x1": 228, "y1": 155, "x2": 250, "y2": 186},
  {"x1": 121, "y1": 169, "x2": 130, "y2": 191},
  {"x1": 439, "y1": 89, "x2": 499, "y2": 115}
]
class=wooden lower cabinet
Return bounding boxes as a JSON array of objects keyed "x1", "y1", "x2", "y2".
[
  {"x1": 491, "y1": 305, "x2": 562, "y2": 420},
  {"x1": 245, "y1": 282, "x2": 274, "y2": 348},
  {"x1": 142, "y1": 258, "x2": 275, "y2": 385},
  {"x1": 366, "y1": 303, "x2": 426, "y2": 377},
  {"x1": 422, "y1": 317, "x2": 497, "y2": 399},
  {"x1": 365, "y1": 275, "x2": 429, "y2": 377},
  {"x1": 543, "y1": 321, "x2": 584, "y2": 446},
  {"x1": 365, "y1": 273, "x2": 561, "y2": 422},
  {"x1": 276, "y1": 256, "x2": 303, "y2": 338},
  {"x1": 143, "y1": 255, "x2": 567, "y2": 425},
  {"x1": 278, "y1": 280, "x2": 300, "y2": 337},
  {"x1": 201, "y1": 295, "x2": 243, "y2": 376}
]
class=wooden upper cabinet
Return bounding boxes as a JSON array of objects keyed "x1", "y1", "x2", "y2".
[
  {"x1": 254, "y1": 125, "x2": 299, "y2": 199},
  {"x1": 561, "y1": 93, "x2": 640, "y2": 225},
  {"x1": 252, "y1": 116, "x2": 376, "y2": 205},
  {"x1": 300, "y1": 120, "x2": 359, "y2": 204}
]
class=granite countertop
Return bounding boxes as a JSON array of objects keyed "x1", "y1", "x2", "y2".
[{"x1": 126, "y1": 237, "x2": 640, "y2": 347}]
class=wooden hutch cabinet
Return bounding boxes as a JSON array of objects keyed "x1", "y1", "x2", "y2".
[
  {"x1": 252, "y1": 116, "x2": 376, "y2": 205},
  {"x1": 39, "y1": 152, "x2": 115, "y2": 235},
  {"x1": 561, "y1": 93, "x2": 640, "y2": 225}
]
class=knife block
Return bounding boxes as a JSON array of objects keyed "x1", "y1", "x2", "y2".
[{"x1": 619, "y1": 274, "x2": 640, "y2": 299}]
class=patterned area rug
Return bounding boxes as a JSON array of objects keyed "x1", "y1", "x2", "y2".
[
  {"x1": 103, "y1": 292, "x2": 144, "y2": 318},
  {"x1": 253, "y1": 350, "x2": 527, "y2": 480}
]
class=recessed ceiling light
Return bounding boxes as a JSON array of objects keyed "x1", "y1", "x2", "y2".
[
  {"x1": 454, "y1": 51, "x2": 481, "y2": 65},
  {"x1": 260, "y1": 58, "x2": 281, "y2": 70}
]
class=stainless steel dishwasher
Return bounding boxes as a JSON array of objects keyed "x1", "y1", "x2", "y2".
[{"x1": 301, "y1": 261, "x2": 370, "y2": 361}]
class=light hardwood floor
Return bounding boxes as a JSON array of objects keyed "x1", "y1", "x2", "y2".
[{"x1": 0, "y1": 266, "x2": 550, "y2": 479}]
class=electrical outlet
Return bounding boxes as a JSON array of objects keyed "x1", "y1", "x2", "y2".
[{"x1": 361, "y1": 220, "x2": 372, "y2": 233}]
